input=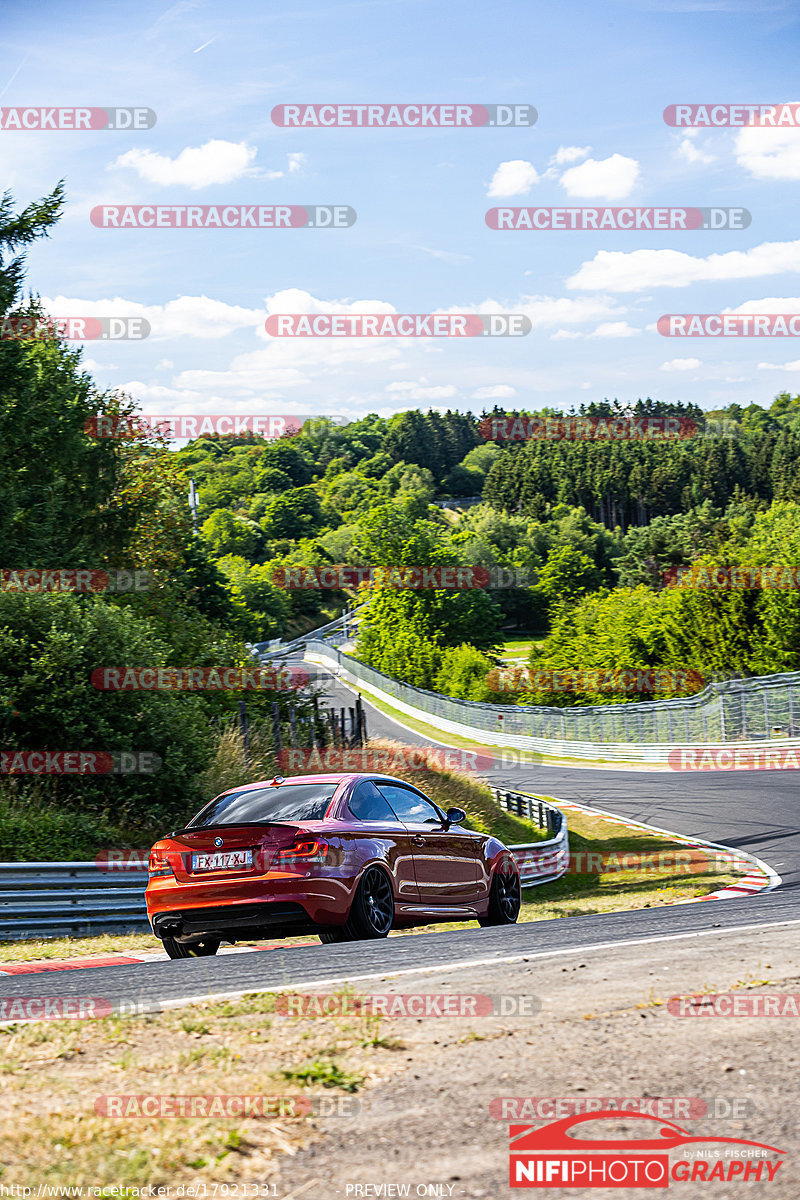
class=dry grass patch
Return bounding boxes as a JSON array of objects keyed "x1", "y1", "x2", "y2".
[{"x1": 0, "y1": 989, "x2": 403, "y2": 1187}]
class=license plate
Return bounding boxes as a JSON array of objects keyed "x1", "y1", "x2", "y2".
[{"x1": 191, "y1": 849, "x2": 253, "y2": 872}]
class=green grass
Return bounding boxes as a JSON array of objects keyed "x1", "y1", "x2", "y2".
[{"x1": 281, "y1": 1059, "x2": 363, "y2": 1092}]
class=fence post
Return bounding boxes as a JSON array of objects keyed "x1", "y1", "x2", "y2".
[
  {"x1": 356, "y1": 695, "x2": 366, "y2": 745},
  {"x1": 271, "y1": 701, "x2": 282, "y2": 762},
  {"x1": 238, "y1": 700, "x2": 251, "y2": 771},
  {"x1": 289, "y1": 706, "x2": 298, "y2": 749},
  {"x1": 348, "y1": 706, "x2": 356, "y2": 748},
  {"x1": 790, "y1": 685, "x2": 795, "y2": 737}
]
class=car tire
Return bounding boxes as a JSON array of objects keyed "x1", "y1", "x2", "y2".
[
  {"x1": 318, "y1": 865, "x2": 394, "y2": 944},
  {"x1": 162, "y1": 935, "x2": 221, "y2": 959},
  {"x1": 478, "y1": 864, "x2": 521, "y2": 927}
]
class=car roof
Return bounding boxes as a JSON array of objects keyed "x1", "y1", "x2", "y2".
[{"x1": 217, "y1": 772, "x2": 414, "y2": 797}]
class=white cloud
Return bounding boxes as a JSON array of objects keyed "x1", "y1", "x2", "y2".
[
  {"x1": 676, "y1": 132, "x2": 716, "y2": 165},
  {"x1": 727, "y1": 295, "x2": 800, "y2": 314},
  {"x1": 559, "y1": 154, "x2": 640, "y2": 201},
  {"x1": 551, "y1": 145, "x2": 592, "y2": 166},
  {"x1": 757, "y1": 360, "x2": 800, "y2": 370},
  {"x1": 264, "y1": 152, "x2": 307, "y2": 180},
  {"x1": 457, "y1": 294, "x2": 627, "y2": 327},
  {"x1": 112, "y1": 140, "x2": 258, "y2": 189},
  {"x1": 487, "y1": 160, "x2": 539, "y2": 198},
  {"x1": 411, "y1": 245, "x2": 471, "y2": 264},
  {"x1": 80, "y1": 357, "x2": 117, "y2": 371},
  {"x1": 42, "y1": 294, "x2": 263, "y2": 339},
  {"x1": 471, "y1": 384, "x2": 517, "y2": 399},
  {"x1": 588, "y1": 321, "x2": 641, "y2": 338},
  {"x1": 660, "y1": 358, "x2": 702, "y2": 371},
  {"x1": 567, "y1": 240, "x2": 800, "y2": 292},
  {"x1": 735, "y1": 127, "x2": 800, "y2": 181},
  {"x1": 550, "y1": 329, "x2": 583, "y2": 340},
  {"x1": 385, "y1": 382, "x2": 458, "y2": 401}
]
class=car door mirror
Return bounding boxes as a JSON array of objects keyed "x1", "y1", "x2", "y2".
[{"x1": 445, "y1": 807, "x2": 466, "y2": 828}]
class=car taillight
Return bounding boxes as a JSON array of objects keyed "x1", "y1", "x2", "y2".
[
  {"x1": 148, "y1": 849, "x2": 173, "y2": 877},
  {"x1": 277, "y1": 839, "x2": 329, "y2": 866}
]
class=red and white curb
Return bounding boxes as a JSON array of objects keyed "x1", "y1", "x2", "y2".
[
  {"x1": 0, "y1": 940, "x2": 319, "y2": 975},
  {"x1": 539, "y1": 793, "x2": 780, "y2": 903}
]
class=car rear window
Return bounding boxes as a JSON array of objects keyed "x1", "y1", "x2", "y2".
[{"x1": 186, "y1": 783, "x2": 337, "y2": 828}]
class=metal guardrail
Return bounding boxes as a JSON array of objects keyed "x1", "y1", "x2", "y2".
[
  {"x1": 0, "y1": 863, "x2": 149, "y2": 941},
  {"x1": 305, "y1": 640, "x2": 800, "y2": 749},
  {"x1": 498, "y1": 790, "x2": 570, "y2": 887},
  {"x1": 255, "y1": 607, "x2": 365, "y2": 659}
]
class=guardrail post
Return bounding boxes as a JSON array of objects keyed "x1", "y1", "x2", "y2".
[{"x1": 271, "y1": 701, "x2": 282, "y2": 757}]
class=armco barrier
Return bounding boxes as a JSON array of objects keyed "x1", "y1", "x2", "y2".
[
  {"x1": 303, "y1": 641, "x2": 800, "y2": 763},
  {"x1": 500, "y1": 790, "x2": 569, "y2": 887},
  {"x1": 0, "y1": 863, "x2": 150, "y2": 941}
]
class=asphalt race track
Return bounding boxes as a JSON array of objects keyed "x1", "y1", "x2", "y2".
[{"x1": 1, "y1": 656, "x2": 798, "y2": 1011}]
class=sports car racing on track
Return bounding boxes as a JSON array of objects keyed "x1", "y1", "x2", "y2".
[{"x1": 146, "y1": 772, "x2": 522, "y2": 958}]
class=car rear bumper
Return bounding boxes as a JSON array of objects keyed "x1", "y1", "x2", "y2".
[
  {"x1": 152, "y1": 900, "x2": 318, "y2": 941},
  {"x1": 146, "y1": 873, "x2": 354, "y2": 938}
]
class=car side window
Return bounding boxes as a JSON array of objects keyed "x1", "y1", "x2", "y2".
[
  {"x1": 348, "y1": 780, "x2": 399, "y2": 823},
  {"x1": 375, "y1": 783, "x2": 444, "y2": 825}
]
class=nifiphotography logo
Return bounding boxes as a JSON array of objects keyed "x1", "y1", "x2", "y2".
[{"x1": 508, "y1": 1111, "x2": 785, "y2": 1187}]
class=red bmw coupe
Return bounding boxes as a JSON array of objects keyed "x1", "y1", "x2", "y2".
[{"x1": 146, "y1": 772, "x2": 521, "y2": 958}]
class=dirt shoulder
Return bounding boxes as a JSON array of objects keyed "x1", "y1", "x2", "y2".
[{"x1": 265, "y1": 921, "x2": 800, "y2": 1199}]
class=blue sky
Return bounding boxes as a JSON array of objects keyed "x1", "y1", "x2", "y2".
[{"x1": 2, "y1": 0, "x2": 800, "y2": 426}]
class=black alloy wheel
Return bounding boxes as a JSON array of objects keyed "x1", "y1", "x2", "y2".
[
  {"x1": 319, "y1": 866, "x2": 395, "y2": 943},
  {"x1": 479, "y1": 862, "x2": 521, "y2": 926}
]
